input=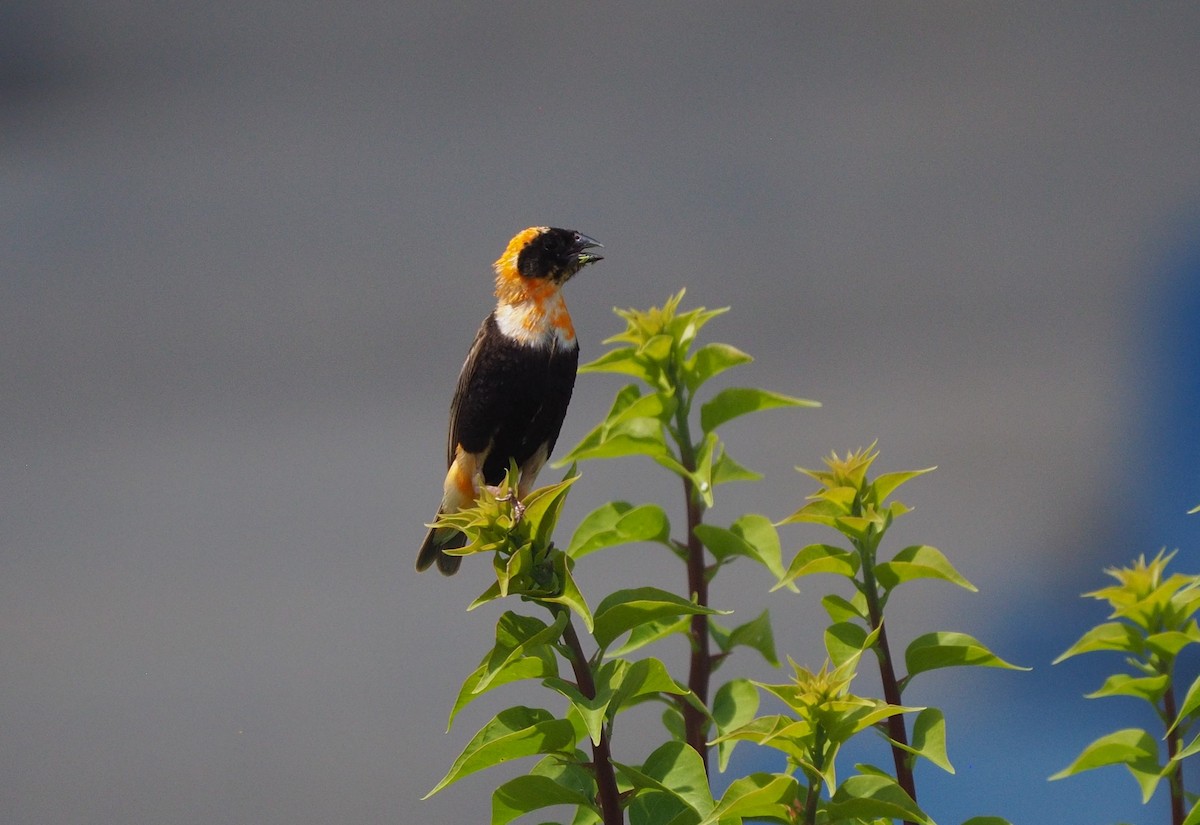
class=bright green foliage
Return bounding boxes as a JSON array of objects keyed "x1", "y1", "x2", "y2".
[
  {"x1": 558, "y1": 289, "x2": 817, "y2": 499},
  {"x1": 555, "y1": 289, "x2": 818, "y2": 772},
  {"x1": 698, "y1": 772, "x2": 802, "y2": 825},
  {"x1": 424, "y1": 705, "x2": 578, "y2": 799},
  {"x1": 765, "y1": 444, "x2": 1021, "y2": 824},
  {"x1": 439, "y1": 465, "x2": 592, "y2": 629},
  {"x1": 567, "y1": 502, "x2": 673, "y2": 559},
  {"x1": 427, "y1": 466, "x2": 733, "y2": 824},
  {"x1": 903, "y1": 632, "x2": 1026, "y2": 685},
  {"x1": 710, "y1": 653, "x2": 926, "y2": 825},
  {"x1": 1054, "y1": 550, "x2": 1200, "y2": 821},
  {"x1": 614, "y1": 741, "x2": 716, "y2": 824},
  {"x1": 592, "y1": 588, "x2": 726, "y2": 651}
]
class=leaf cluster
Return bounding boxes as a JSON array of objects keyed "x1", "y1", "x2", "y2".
[
  {"x1": 708, "y1": 654, "x2": 933, "y2": 825},
  {"x1": 560, "y1": 288, "x2": 816, "y2": 507},
  {"x1": 427, "y1": 466, "x2": 742, "y2": 824},
  {"x1": 1053, "y1": 550, "x2": 1200, "y2": 819},
  {"x1": 777, "y1": 446, "x2": 1022, "y2": 692},
  {"x1": 717, "y1": 445, "x2": 1025, "y2": 825}
]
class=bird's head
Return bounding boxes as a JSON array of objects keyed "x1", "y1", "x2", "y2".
[{"x1": 494, "y1": 226, "x2": 603, "y2": 288}]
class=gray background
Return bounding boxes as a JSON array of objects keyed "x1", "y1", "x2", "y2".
[{"x1": 4, "y1": 3, "x2": 1200, "y2": 823}]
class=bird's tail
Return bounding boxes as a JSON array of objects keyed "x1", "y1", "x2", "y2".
[{"x1": 416, "y1": 523, "x2": 465, "y2": 575}]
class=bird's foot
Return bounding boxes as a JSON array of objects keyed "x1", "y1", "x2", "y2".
[{"x1": 487, "y1": 486, "x2": 527, "y2": 524}]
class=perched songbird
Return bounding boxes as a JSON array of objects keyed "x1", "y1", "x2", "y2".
[{"x1": 417, "y1": 226, "x2": 603, "y2": 575}]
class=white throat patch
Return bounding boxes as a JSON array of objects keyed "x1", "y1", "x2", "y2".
[{"x1": 494, "y1": 295, "x2": 576, "y2": 349}]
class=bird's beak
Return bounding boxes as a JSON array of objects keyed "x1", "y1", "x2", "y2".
[{"x1": 573, "y1": 234, "x2": 604, "y2": 267}]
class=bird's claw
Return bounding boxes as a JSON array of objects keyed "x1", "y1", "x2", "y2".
[{"x1": 486, "y1": 486, "x2": 527, "y2": 524}]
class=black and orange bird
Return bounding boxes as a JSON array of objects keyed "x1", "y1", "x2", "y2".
[{"x1": 417, "y1": 226, "x2": 603, "y2": 575}]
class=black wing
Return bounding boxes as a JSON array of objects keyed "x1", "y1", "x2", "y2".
[{"x1": 445, "y1": 317, "x2": 492, "y2": 468}]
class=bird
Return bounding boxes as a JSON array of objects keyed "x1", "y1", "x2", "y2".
[{"x1": 417, "y1": 226, "x2": 603, "y2": 575}]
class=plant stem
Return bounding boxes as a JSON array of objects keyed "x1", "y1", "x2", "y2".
[
  {"x1": 682, "y1": 475, "x2": 711, "y2": 772},
  {"x1": 802, "y1": 729, "x2": 827, "y2": 825},
  {"x1": 560, "y1": 612, "x2": 624, "y2": 825},
  {"x1": 1162, "y1": 677, "x2": 1185, "y2": 825},
  {"x1": 859, "y1": 543, "x2": 918, "y2": 824},
  {"x1": 802, "y1": 781, "x2": 820, "y2": 825},
  {"x1": 673, "y1": 396, "x2": 711, "y2": 774}
]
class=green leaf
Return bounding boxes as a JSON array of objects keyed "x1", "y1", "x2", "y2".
[
  {"x1": 543, "y1": 661, "x2": 620, "y2": 747},
  {"x1": 491, "y1": 775, "x2": 596, "y2": 825},
  {"x1": 697, "y1": 772, "x2": 801, "y2": 825},
  {"x1": 1185, "y1": 801, "x2": 1200, "y2": 825},
  {"x1": 640, "y1": 740, "x2": 715, "y2": 817},
  {"x1": 661, "y1": 704, "x2": 686, "y2": 743},
  {"x1": 875, "y1": 545, "x2": 976, "y2": 592},
  {"x1": 636, "y1": 333, "x2": 675, "y2": 375},
  {"x1": 710, "y1": 445, "x2": 763, "y2": 486},
  {"x1": 449, "y1": 653, "x2": 558, "y2": 730},
  {"x1": 1054, "y1": 622, "x2": 1140, "y2": 663},
  {"x1": 774, "y1": 543, "x2": 859, "y2": 590},
  {"x1": 549, "y1": 657, "x2": 691, "y2": 747},
  {"x1": 578, "y1": 346, "x2": 651, "y2": 380},
  {"x1": 825, "y1": 621, "x2": 876, "y2": 667},
  {"x1": 539, "y1": 554, "x2": 593, "y2": 633},
  {"x1": 615, "y1": 742, "x2": 714, "y2": 820},
  {"x1": 468, "y1": 579, "x2": 504, "y2": 611},
  {"x1": 1147, "y1": 629, "x2": 1197, "y2": 658},
  {"x1": 480, "y1": 612, "x2": 568, "y2": 694},
  {"x1": 562, "y1": 429, "x2": 674, "y2": 466},
  {"x1": 824, "y1": 773, "x2": 932, "y2": 825},
  {"x1": 685, "y1": 342, "x2": 753, "y2": 391},
  {"x1": 424, "y1": 707, "x2": 577, "y2": 798},
  {"x1": 711, "y1": 609, "x2": 779, "y2": 666},
  {"x1": 530, "y1": 751, "x2": 597, "y2": 795},
  {"x1": 566, "y1": 501, "x2": 671, "y2": 559},
  {"x1": 694, "y1": 514, "x2": 788, "y2": 581},
  {"x1": 1050, "y1": 728, "x2": 1162, "y2": 802},
  {"x1": 448, "y1": 611, "x2": 565, "y2": 729},
  {"x1": 690, "y1": 432, "x2": 719, "y2": 508},
  {"x1": 904, "y1": 708, "x2": 954, "y2": 774},
  {"x1": 557, "y1": 385, "x2": 674, "y2": 466},
  {"x1": 822, "y1": 592, "x2": 868, "y2": 623},
  {"x1": 709, "y1": 714, "x2": 813, "y2": 767},
  {"x1": 905, "y1": 632, "x2": 1028, "y2": 680},
  {"x1": 1172, "y1": 673, "x2": 1200, "y2": 733},
  {"x1": 1087, "y1": 672, "x2": 1169, "y2": 704},
  {"x1": 521, "y1": 474, "x2": 579, "y2": 549},
  {"x1": 872, "y1": 468, "x2": 935, "y2": 502},
  {"x1": 592, "y1": 587, "x2": 727, "y2": 650},
  {"x1": 627, "y1": 792, "x2": 697, "y2": 825},
  {"x1": 611, "y1": 657, "x2": 692, "y2": 711},
  {"x1": 607, "y1": 616, "x2": 691, "y2": 658},
  {"x1": 712, "y1": 678, "x2": 760, "y2": 772},
  {"x1": 830, "y1": 514, "x2": 880, "y2": 544},
  {"x1": 699, "y1": 387, "x2": 817, "y2": 434},
  {"x1": 1174, "y1": 730, "x2": 1200, "y2": 761}
]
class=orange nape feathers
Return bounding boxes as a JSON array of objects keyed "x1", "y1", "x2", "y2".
[{"x1": 493, "y1": 226, "x2": 548, "y2": 282}]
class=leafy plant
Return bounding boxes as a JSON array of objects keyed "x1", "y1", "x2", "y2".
[
  {"x1": 559, "y1": 289, "x2": 816, "y2": 771},
  {"x1": 748, "y1": 445, "x2": 1027, "y2": 824},
  {"x1": 425, "y1": 465, "x2": 725, "y2": 825},
  {"x1": 1053, "y1": 550, "x2": 1200, "y2": 825},
  {"x1": 707, "y1": 649, "x2": 931, "y2": 825}
]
